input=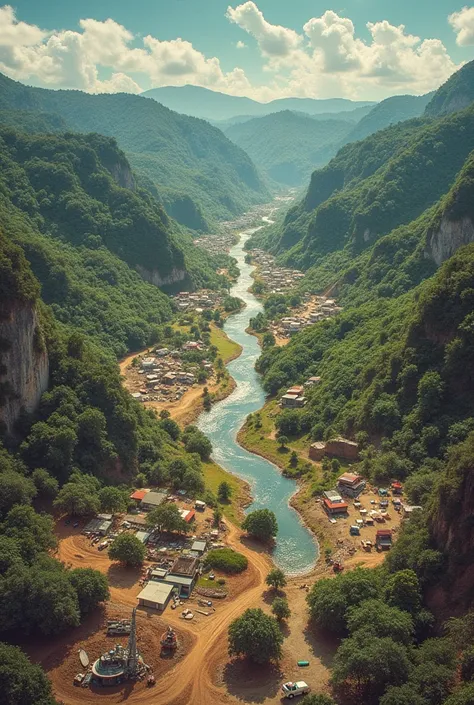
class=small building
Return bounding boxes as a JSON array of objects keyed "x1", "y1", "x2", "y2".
[
  {"x1": 305, "y1": 376, "x2": 321, "y2": 387},
  {"x1": 309, "y1": 442, "x2": 326, "y2": 461},
  {"x1": 130, "y1": 489, "x2": 150, "y2": 503},
  {"x1": 137, "y1": 581, "x2": 174, "y2": 611},
  {"x1": 391, "y1": 481, "x2": 403, "y2": 495},
  {"x1": 191, "y1": 540, "x2": 207, "y2": 555},
  {"x1": 323, "y1": 498, "x2": 349, "y2": 515},
  {"x1": 281, "y1": 394, "x2": 306, "y2": 408},
  {"x1": 162, "y1": 372, "x2": 176, "y2": 385},
  {"x1": 135, "y1": 531, "x2": 151, "y2": 544},
  {"x1": 163, "y1": 575, "x2": 195, "y2": 597},
  {"x1": 194, "y1": 500, "x2": 206, "y2": 511},
  {"x1": 84, "y1": 517, "x2": 113, "y2": 535},
  {"x1": 123, "y1": 514, "x2": 148, "y2": 528},
  {"x1": 165, "y1": 555, "x2": 200, "y2": 596},
  {"x1": 337, "y1": 473, "x2": 366, "y2": 498},
  {"x1": 287, "y1": 386, "x2": 304, "y2": 395},
  {"x1": 141, "y1": 357, "x2": 157, "y2": 370},
  {"x1": 150, "y1": 567, "x2": 168, "y2": 581},
  {"x1": 376, "y1": 529, "x2": 393, "y2": 550},
  {"x1": 179, "y1": 509, "x2": 196, "y2": 523},
  {"x1": 324, "y1": 437, "x2": 359, "y2": 461},
  {"x1": 140, "y1": 491, "x2": 167, "y2": 512},
  {"x1": 323, "y1": 490, "x2": 343, "y2": 504}
]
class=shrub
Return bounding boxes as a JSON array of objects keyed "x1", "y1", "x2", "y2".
[{"x1": 204, "y1": 548, "x2": 248, "y2": 574}]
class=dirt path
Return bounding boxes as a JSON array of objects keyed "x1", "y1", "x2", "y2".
[{"x1": 48, "y1": 522, "x2": 273, "y2": 705}]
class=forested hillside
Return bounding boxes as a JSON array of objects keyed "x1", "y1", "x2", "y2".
[
  {"x1": 224, "y1": 111, "x2": 353, "y2": 186},
  {"x1": 0, "y1": 73, "x2": 269, "y2": 229},
  {"x1": 342, "y1": 93, "x2": 433, "y2": 145},
  {"x1": 0, "y1": 127, "x2": 227, "y2": 356}
]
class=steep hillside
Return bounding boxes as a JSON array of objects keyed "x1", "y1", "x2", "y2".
[
  {"x1": 225, "y1": 111, "x2": 352, "y2": 185},
  {"x1": 0, "y1": 73, "x2": 269, "y2": 228},
  {"x1": 425, "y1": 59, "x2": 474, "y2": 117},
  {"x1": 0, "y1": 128, "x2": 227, "y2": 356},
  {"x1": 343, "y1": 93, "x2": 433, "y2": 145},
  {"x1": 143, "y1": 84, "x2": 374, "y2": 121}
]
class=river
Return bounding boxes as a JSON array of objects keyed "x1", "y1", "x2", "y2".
[{"x1": 197, "y1": 218, "x2": 319, "y2": 575}]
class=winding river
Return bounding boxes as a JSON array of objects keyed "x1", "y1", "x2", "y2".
[{"x1": 197, "y1": 216, "x2": 319, "y2": 575}]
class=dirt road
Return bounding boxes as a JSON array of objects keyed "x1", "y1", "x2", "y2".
[{"x1": 48, "y1": 522, "x2": 274, "y2": 705}]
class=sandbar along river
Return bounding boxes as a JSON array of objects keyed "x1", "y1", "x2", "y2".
[{"x1": 197, "y1": 220, "x2": 319, "y2": 574}]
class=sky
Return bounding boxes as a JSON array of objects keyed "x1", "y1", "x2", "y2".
[{"x1": 2, "y1": 1, "x2": 474, "y2": 102}]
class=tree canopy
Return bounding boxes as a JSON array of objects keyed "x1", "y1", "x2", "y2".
[{"x1": 228, "y1": 608, "x2": 283, "y2": 663}]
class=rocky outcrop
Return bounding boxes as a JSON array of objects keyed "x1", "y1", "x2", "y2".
[
  {"x1": 426, "y1": 215, "x2": 474, "y2": 266},
  {"x1": 109, "y1": 162, "x2": 135, "y2": 191},
  {"x1": 0, "y1": 303, "x2": 48, "y2": 434},
  {"x1": 136, "y1": 265, "x2": 187, "y2": 288}
]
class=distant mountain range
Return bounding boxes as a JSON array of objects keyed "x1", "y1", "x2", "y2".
[{"x1": 142, "y1": 85, "x2": 375, "y2": 122}]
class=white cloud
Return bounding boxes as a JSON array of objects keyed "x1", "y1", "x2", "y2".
[
  {"x1": 449, "y1": 6, "x2": 474, "y2": 46},
  {"x1": 226, "y1": 2, "x2": 301, "y2": 58},
  {"x1": 0, "y1": 5, "x2": 251, "y2": 96},
  {"x1": 0, "y1": 3, "x2": 462, "y2": 101},
  {"x1": 227, "y1": 3, "x2": 459, "y2": 99}
]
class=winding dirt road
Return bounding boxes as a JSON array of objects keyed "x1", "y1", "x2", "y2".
[{"x1": 49, "y1": 522, "x2": 271, "y2": 705}]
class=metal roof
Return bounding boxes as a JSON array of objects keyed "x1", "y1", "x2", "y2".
[
  {"x1": 141, "y1": 491, "x2": 167, "y2": 506},
  {"x1": 137, "y1": 582, "x2": 174, "y2": 604},
  {"x1": 164, "y1": 575, "x2": 194, "y2": 587},
  {"x1": 191, "y1": 540, "x2": 207, "y2": 552}
]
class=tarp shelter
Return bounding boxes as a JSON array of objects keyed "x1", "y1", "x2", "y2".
[
  {"x1": 135, "y1": 531, "x2": 150, "y2": 544},
  {"x1": 84, "y1": 517, "x2": 112, "y2": 535},
  {"x1": 191, "y1": 540, "x2": 207, "y2": 554},
  {"x1": 137, "y1": 582, "x2": 174, "y2": 610}
]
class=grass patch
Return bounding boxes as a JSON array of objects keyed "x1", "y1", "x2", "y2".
[
  {"x1": 210, "y1": 324, "x2": 242, "y2": 363},
  {"x1": 204, "y1": 548, "x2": 248, "y2": 573},
  {"x1": 202, "y1": 460, "x2": 244, "y2": 526}
]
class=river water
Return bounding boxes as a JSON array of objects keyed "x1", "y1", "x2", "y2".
[{"x1": 197, "y1": 220, "x2": 319, "y2": 575}]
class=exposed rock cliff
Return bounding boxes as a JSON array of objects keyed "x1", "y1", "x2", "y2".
[
  {"x1": 109, "y1": 161, "x2": 135, "y2": 191},
  {"x1": 0, "y1": 302, "x2": 48, "y2": 434},
  {"x1": 136, "y1": 264, "x2": 187, "y2": 288},
  {"x1": 426, "y1": 215, "x2": 474, "y2": 266}
]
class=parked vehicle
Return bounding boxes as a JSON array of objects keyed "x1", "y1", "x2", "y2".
[{"x1": 281, "y1": 681, "x2": 310, "y2": 699}]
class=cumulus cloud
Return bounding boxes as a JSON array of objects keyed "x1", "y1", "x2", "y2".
[
  {"x1": 449, "y1": 6, "x2": 474, "y2": 46},
  {"x1": 0, "y1": 3, "x2": 462, "y2": 101},
  {"x1": 227, "y1": 3, "x2": 459, "y2": 99},
  {"x1": 226, "y1": 1, "x2": 301, "y2": 58},
  {"x1": 0, "y1": 5, "x2": 251, "y2": 95}
]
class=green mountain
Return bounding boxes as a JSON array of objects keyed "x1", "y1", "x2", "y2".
[
  {"x1": 343, "y1": 93, "x2": 433, "y2": 145},
  {"x1": 250, "y1": 103, "x2": 474, "y2": 289},
  {"x1": 224, "y1": 110, "x2": 353, "y2": 186},
  {"x1": 425, "y1": 59, "x2": 474, "y2": 117},
  {"x1": 142, "y1": 84, "x2": 375, "y2": 121},
  {"x1": 0, "y1": 127, "x2": 226, "y2": 357},
  {"x1": 0, "y1": 73, "x2": 269, "y2": 229}
]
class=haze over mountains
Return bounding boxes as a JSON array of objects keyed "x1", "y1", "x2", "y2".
[{"x1": 142, "y1": 85, "x2": 375, "y2": 122}]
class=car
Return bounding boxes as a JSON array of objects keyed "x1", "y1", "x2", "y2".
[{"x1": 281, "y1": 681, "x2": 310, "y2": 699}]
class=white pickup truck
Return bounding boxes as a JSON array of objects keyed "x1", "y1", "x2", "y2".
[{"x1": 281, "y1": 681, "x2": 310, "y2": 699}]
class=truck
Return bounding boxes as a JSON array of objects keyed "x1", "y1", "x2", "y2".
[{"x1": 281, "y1": 681, "x2": 310, "y2": 699}]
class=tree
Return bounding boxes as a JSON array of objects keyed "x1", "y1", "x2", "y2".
[
  {"x1": 242, "y1": 509, "x2": 278, "y2": 542},
  {"x1": 277, "y1": 435, "x2": 289, "y2": 450},
  {"x1": 409, "y1": 662, "x2": 455, "y2": 705},
  {"x1": 108, "y1": 533, "x2": 146, "y2": 566},
  {"x1": 331, "y1": 635, "x2": 411, "y2": 699},
  {"x1": 54, "y1": 481, "x2": 100, "y2": 516},
  {"x1": 2, "y1": 505, "x2": 56, "y2": 562},
  {"x1": 444, "y1": 684, "x2": 474, "y2": 705},
  {"x1": 183, "y1": 430, "x2": 212, "y2": 461},
  {"x1": 217, "y1": 481, "x2": 232, "y2": 503},
  {"x1": 160, "y1": 417, "x2": 180, "y2": 440},
  {"x1": 0, "y1": 642, "x2": 57, "y2": 705},
  {"x1": 380, "y1": 684, "x2": 426, "y2": 705},
  {"x1": 146, "y1": 503, "x2": 188, "y2": 534},
  {"x1": 266, "y1": 568, "x2": 287, "y2": 590},
  {"x1": 0, "y1": 470, "x2": 36, "y2": 518},
  {"x1": 461, "y1": 647, "x2": 474, "y2": 682},
  {"x1": 307, "y1": 568, "x2": 380, "y2": 634},
  {"x1": 300, "y1": 696, "x2": 336, "y2": 705},
  {"x1": 384, "y1": 569, "x2": 421, "y2": 613},
  {"x1": 272, "y1": 597, "x2": 291, "y2": 621},
  {"x1": 69, "y1": 568, "x2": 110, "y2": 615},
  {"x1": 213, "y1": 506, "x2": 223, "y2": 527},
  {"x1": 99, "y1": 486, "x2": 127, "y2": 514},
  {"x1": 228, "y1": 608, "x2": 283, "y2": 663},
  {"x1": 31, "y1": 468, "x2": 59, "y2": 499},
  {"x1": 347, "y1": 599, "x2": 414, "y2": 645}
]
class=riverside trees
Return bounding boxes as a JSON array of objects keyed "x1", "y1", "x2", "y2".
[{"x1": 242, "y1": 509, "x2": 278, "y2": 542}]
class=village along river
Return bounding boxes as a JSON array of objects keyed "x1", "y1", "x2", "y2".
[{"x1": 197, "y1": 215, "x2": 319, "y2": 574}]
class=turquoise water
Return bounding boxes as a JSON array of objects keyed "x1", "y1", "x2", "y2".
[{"x1": 197, "y1": 224, "x2": 319, "y2": 574}]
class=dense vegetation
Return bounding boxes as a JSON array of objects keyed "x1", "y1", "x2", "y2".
[
  {"x1": 204, "y1": 548, "x2": 248, "y2": 574},
  {"x1": 0, "y1": 72, "x2": 269, "y2": 228},
  {"x1": 225, "y1": 111, "x2": 352, "y2": 186},
  {"x1": 0, "y1": 127, "x2": 230, "y2": 356},
  {"x1": 425, "y1": 60, "x2": 474, "y2": 117}
]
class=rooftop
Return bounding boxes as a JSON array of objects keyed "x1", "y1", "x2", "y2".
[
  {"x1": 338, "y1": 473, "x2": 363, "y2": 485},
  {"x1": 137, "y1": 581, "x2": 174, "y2": 604},
  {"x1": 171, "y1": 555, "x2": 199, "y2": 576},
  {"x1": 141, "y1": 491, "x2": 167, "y2": 507},
  {"x1": 130, "y1": 489, "x2": 149, "y2": 501}
]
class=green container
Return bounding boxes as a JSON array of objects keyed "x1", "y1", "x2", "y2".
[{"x1": 298, "y1": 660, "x2": 310, "y2": 667}]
